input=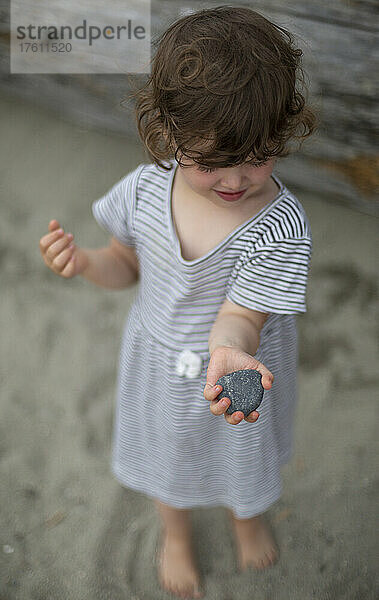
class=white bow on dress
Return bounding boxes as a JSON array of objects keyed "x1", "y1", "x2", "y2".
[{"x1": 175, "y1": 349, "x2": 203, "y2": 379}]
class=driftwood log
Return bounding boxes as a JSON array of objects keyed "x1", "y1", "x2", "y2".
[{"x1": 0, "y1": 0, "x2": 377, "y2": 214}]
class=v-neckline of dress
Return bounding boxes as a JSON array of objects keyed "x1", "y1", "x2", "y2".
[{"x1": 166, "y1": 159, "x2": 286, "y2": 267}]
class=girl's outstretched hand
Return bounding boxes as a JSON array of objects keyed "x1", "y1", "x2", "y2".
[
  {"x1": 203, "y1": 345, "x2": 274, "y2": 425},
  {"x1": 39, "y1": 219, "x2": 87, "y2": 278}
]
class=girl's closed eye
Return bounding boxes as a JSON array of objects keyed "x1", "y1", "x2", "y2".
[
  {"x1": 197, "y1": 162, "x2": 268, "y2": 173},
  {"x1": 248, "y1": 161, "x2": 268, "y2": 168},
  {"x1": 197, "y1": 166, "x2": 216, "y2": 173}
]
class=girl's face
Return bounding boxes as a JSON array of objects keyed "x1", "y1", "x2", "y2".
[{"x1": 176, "y1": 157, "x2": 277, "y2": 209}]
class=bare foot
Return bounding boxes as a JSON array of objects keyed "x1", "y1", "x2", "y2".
[
  {"x1": 157, "y1": 529, "x2": 203, "y2": 599},
  {"x1": 230, "y1": 513, "x2": 279, "y2": 571}
]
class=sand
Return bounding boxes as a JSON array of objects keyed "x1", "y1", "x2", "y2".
[{"x1": 0, "y1": 93, "x2": 378, "y2": 599}]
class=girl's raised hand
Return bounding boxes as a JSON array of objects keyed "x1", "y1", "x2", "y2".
[
  {"x1": 203, "y1": 345, "x2": 274, "y2": 425},
  {"x1": 39, "y1": 219, "x2": 84, "y2": 278}
]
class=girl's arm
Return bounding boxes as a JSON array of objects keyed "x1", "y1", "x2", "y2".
[
  {"x1": 208, "y1": 312, "x2": 261, "y2": 356},
  {"x1": 208, "y1": 298, "x2": 269, "y2": 356},
  {"x1": 204, "y1": 300, "x2": 273, "y2": 426},
  {"x1": 78, "y1": 245, "x2": 139, "y2": 289},
  {"x1": 39, "y1": 220, "x2": 139, "y2": 289}
]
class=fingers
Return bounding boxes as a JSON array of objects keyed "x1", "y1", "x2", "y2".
[
  {"x1": 203, "y1": 382, "x2": 223, "y2": 402},
  {"x1": 39, "y1": 220, "x2": 77, "y2": 278},
  {"x1": 48, "y1": 219, "x2": 61, "y2": 232},
  {"x1": 203, "y1": 383, "x2": 258, "y2": 425},
  {"x1": 256, "y1": 363, "x2": 274, "y2": 390},
  {"x1": 224, "y1": 408, "x2": 245, "y2": 424},
  {"x1": 243, "y1": 410, "x2": 260, "y2": 424},
  {"x1": 262, "y1": 371, "x2": 274, "y2": 390},
  {"x1": 203, "y1": 383, "x2": 231, "y2": 415},
  {"x1": 223, "y1": 408, "x2": 259, "y2": 425}
]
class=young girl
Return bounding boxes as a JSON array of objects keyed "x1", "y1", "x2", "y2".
[{"x1": 39, "y1": 6, "x2": 316, "y2": 599}]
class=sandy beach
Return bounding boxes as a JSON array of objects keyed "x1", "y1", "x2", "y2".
[{"x1": 0, "y1": 93, "x2": 377, "y2": 599}]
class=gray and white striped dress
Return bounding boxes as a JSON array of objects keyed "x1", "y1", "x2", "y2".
[{"x1": 92, "y1": 158, "x2": 313, "y2": 519}]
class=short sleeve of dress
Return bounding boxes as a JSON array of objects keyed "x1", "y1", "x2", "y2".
[
  {"x1": 91, "y1": 164, "x2": 144, "y2": 247},
  {"x1": 226, "y1": 236, "x2": 313, "y2": 314}
]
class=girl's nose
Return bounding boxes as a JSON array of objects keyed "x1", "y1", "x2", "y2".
[{"x1": 219, "y1": 171, "x2": 246, "y2": 192}]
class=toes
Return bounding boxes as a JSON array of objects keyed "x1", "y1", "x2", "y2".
[
  {"x1": 269, "y1": 551, "x2": 278, "y2": 565},
  {"x1": 267, "y1": 546, "x2": 278, "y2": 565},
  {"x1": 237, "y1": 546, "x2": 278, "y2": 572},
  {"x1": 263, "y1": 554, "x2": 271, "y2": 568},
  {"x1": 262, "y1": 548, "x2": 277, "y2": 568},
  {"x1": 256, "y1": 557, "x2": 265, "y2": 569},
  {"x1": 178, "y1": 586, "x2": 201, "y2": 600},
  {"x1": 261, "y1": 556, "x2": 269, "y2": 568},
  {"x1": 161, "y1": 580, "x2": 202, "y2": 599}
]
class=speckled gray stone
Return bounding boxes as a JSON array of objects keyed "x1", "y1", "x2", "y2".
[{"x1": 215, "y1": 369, "x2": 264, "y2": 416}]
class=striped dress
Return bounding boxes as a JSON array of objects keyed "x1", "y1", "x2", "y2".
[{"x1": 92, "y1": 158, "x2": 313, "y2": 519}]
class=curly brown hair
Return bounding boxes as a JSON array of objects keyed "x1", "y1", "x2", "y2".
[{"x1": 125, "y1": 5, "x2": 317, "y2": 171}]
